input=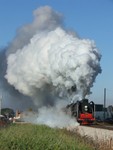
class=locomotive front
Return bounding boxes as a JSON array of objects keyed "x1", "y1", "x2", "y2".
[
  {"x1": 66, "y1": 99, "x2": 95, "y2": 125},
  {"x1": 77, "y1": 99, "x2": 95, "y2": 125}
]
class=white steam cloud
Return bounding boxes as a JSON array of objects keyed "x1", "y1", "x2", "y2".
[
  {"x1": 21, "y1": 101, "x2": 79, "y2": 128},
  {"x1": 5, "y1": 27, "x2": 101, "y2": 100},
  {"x1": 4, "y1": 6, "x2": 101, "y2": 128}
]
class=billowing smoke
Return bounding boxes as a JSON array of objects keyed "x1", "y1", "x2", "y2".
[
  {"x1": 6, "y1": 6, "x2": 63, "y2": 56},
  {"x1": 6, "y1": 27, "x2": 101, "y2": 100},
  {"x1": 21, "y1": 101, "x2": 79, "y2": 128},
  {"x1": 1, "y1": 6, "x2": 101, "y2": 127},
  {"x1": 0, "y1": 49, "x2": 35, "y2": 111}
]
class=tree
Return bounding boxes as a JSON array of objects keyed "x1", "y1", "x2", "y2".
[{"x1": 1, "y1": 108, "x2": 15, "y2": 118}]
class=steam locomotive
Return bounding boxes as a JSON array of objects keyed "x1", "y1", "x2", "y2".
[{"x1": 66, "y1": 99, "x2": 95, "y2": 125}]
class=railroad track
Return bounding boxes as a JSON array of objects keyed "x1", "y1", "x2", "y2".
[{"x1": 83, "y1": 122, "x2": 113, "y2": 130}]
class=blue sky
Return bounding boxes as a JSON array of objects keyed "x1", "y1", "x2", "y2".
[{"x1": 0, "y1": 0, "x2": 113, "y2": 105}]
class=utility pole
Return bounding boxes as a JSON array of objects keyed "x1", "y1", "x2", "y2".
[
  {"x1": 0, "y1": 95, "x2": 2, "y2": 115},
  {"x1": 104, "y1": 88, "x2": 106, "y2": 120},
  {"x1": 0, "y1": 97, "x2": 1, "y2": 115}
]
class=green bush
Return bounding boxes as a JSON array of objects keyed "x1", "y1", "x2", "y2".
[{"x1": 0, "y1": 124, "x2": 93, "y2": 150}]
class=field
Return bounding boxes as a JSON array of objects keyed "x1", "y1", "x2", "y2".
[{"x1": 0, "y1": 123, "x2": 95, "y2": 150}]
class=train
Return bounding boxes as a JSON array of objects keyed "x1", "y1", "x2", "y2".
[{"x1": 66, "y1": 99, "x2": 95, "y2": 125}]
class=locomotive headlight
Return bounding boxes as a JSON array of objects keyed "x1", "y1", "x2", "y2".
[{"x1": 85, "y1": 105, "x2": 88, "y2": 111}]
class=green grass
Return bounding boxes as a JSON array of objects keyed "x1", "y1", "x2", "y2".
[{"x1": 0, "y1": 123, "x2": 94, "y2": 150}]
